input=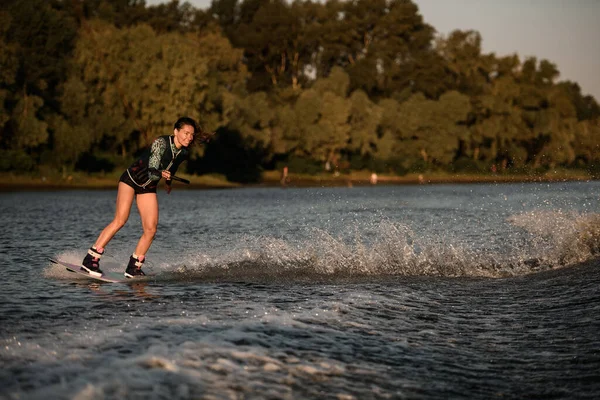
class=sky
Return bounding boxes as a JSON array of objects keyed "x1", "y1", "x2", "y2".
[{"x1": 146, "y1": 0, "x2": 600, "y2": 100}]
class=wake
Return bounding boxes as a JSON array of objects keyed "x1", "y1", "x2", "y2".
[{"x1": 48, "y1": 212, "x2": 600, "y2": 282}]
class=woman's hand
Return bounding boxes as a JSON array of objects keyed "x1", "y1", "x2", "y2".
[{"x1": 162, "y1": 170, "x2": 172, "y2": 194}]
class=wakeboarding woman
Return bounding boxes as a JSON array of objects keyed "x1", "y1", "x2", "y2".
[{"x1": 80, "y1": 116, "x2": 213, "y2": 278}]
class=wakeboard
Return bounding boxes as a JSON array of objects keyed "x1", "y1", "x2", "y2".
[{"x1": 50, "y1": 258, "x2": 153, "y2": 283}]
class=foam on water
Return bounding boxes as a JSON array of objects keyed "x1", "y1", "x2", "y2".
[
  {"x1": 67, "y1": 212, "x2": 597, "y2": 282},
  {"x1": 3, "y1": 289, "x2": 403, "y2": 399},
  {"x1": 507, "y1": 210, "x2": 600, "y2": 266},
  {"x1": 9, "y1": 259, "x2": 600, "y2": 399}
]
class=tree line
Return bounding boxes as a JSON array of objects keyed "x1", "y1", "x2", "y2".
[{"x1": 1, "y1": 0, "x2": 598, "y2": 182}]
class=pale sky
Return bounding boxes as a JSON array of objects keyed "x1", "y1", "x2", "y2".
[{"x1": 146, "y1": 0, "x2": 600, "y2": 100}]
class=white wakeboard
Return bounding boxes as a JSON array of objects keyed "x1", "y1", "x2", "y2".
[{"x1": 50, "y1": 258, "x2": 153, "y2": 283}]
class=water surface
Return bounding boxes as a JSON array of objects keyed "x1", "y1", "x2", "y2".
[{"x1": 1, "y1": 181, "x2": 599, "y2": 399}]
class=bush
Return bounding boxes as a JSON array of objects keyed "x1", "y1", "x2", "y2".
[
  {"x1": 348, "y1": 153, "x2": 367, "y2": 171},
  {"x1": 383, "y1": 157, "x2": 409, "y2": 176},
  {"x1": 75, "y1": 152, "x2": 116, "y2": 173},
  {"x1": 0, "y1": 150, "x2": 37, "y2": 172},
  {"x1": 407, "y1": 159, "x2": 429, "y2": 174},
  {"x1": 365, "y1": 157, "x2": 389, "y2": 174},
  {"x1": 449, "y1": 158, "x2": 486, "y2": 173},
  {"x1": 277, "y1": 156, "x2": 323, "y2": 175},
  {"x1": 586, "y1": 162, "x2": 600, "y2": 179}
]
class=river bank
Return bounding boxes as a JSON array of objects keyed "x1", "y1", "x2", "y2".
[
  {"x1": 0, "y1": 169, "x2": 595, "y2": 191},
  {"x1": 260, "y1": 169, "x2": 596, "y2": 188},
  {"x1": 0, "y1": 172, "x2": 239, "y2": 191}
]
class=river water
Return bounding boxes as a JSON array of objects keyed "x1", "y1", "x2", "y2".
[{"x1": 1, "y1": 181, "x2": 599, "y2": 399}]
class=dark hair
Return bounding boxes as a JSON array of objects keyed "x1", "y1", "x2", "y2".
[{"x1": 174, "y1": 116, "x2": 198, "y2": 132}]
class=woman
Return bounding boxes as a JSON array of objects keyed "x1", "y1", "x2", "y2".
[{"x1": 81, "y1": 116, "x2": 213, "y2": 278}]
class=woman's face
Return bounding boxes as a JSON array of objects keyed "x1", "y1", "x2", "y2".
[{"x1": 174, "y1": 124, "x2": 195, "y2": 148}]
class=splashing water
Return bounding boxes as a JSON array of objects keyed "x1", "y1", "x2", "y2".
[{"x1": 118, "y1": 213, "x2": 600, "y2": 282}]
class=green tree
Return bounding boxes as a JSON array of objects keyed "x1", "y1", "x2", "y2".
[
  {"x1": 307, "y1": 0, "x2": 439, "y2": 99},
  {"x1": 347, "y1": 89, "x2": 382, "y2": 156},
  {"x1": 290, "y1": 88, "x2": 350, "y2": 161},
  {"x1": 74, "y1": 0, "x2": 152, "y2": 29},
  {"x1": 312, "y1": 66, "x2": 350, "y2": 98},
  {"x1": 226, "y1": 91, "x2": 275, "y2": 147},
  {"x1": 11, "y1": 93, "x2": 48, "y2": 149},
  {"x1": 219, "y1": 0, "x2": 304, "y2": 91},
  {"x1": 527, "y1": 86, "x2": 579, "y2": 168},
  {"x1": 395, "y1": 91, "x2": 470, "y2": 166},
  {"x1": 300, "y1": 0, "x2": 347, "y2": 79},
  {"x1": 2, "y1": 0, "x2": 77, "y2": 100},
  {"x1": 557, "y1": 81, "x2": 600, "y2": 121},
  {"x1": 370, "y1": 0, "x2": 441, "y2": 99},
  {"x1": 64, "y1": 19, "x2": 245, "y2": 163},
  {"x1": 0, "y1": 11, "x2": 18, "y2": 131},
  {"x1": 272, "y1": 103, "x2": 303, "y2": 155},
  {"x1": 298, "y1": 67, "x2": 356, "y2": 161},
  {"x1": 0, "y1": 0, "x2": 77, "y2": 165},
  {"x1": 435, "y1": 30, "x2": 494, "y2": 96},
  {"x1": 376, "y1": 98, "x2": 402, "y2": 159},
  {"x1": 573, "y1": 120, "x2": 600, "y2": 166},
  {"x1": 209, "y1": 0, "x2": 238, "y2": 29},
  {"x1": 47, "y1": 114, "x2": 93, "y2": 169}
]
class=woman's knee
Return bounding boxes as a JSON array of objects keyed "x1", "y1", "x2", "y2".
[
  {"x1": 143, "y1": 225, "x2": 157, "y2": 238},
  {"x1": 112, "y1": 216, "x2": 129, "y2": 229}
]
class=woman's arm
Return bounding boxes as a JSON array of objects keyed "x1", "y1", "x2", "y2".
[{"x1": 148, "y1": 138, "x2": 168, "y2": 181}]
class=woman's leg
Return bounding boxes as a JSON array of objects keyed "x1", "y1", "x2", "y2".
[
  {"x1": 94, "y1": 182, "x2": 135, "y2": 249},
  {"x1": 133, "y1": 192, "x2": 159, "y2": 257}
]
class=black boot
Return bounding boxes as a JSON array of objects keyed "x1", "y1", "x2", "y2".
[
  {"x1": 81, "y1": 247, "x2": 104, "y2": 277},
  {"x1": 124, "y1": 254, "x2": 146, "y2": 278}
]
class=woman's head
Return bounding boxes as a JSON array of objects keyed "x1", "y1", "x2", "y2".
[
  {"x1": 173, "y1": 116, "x2": 215, "y2": 147},
  {"x1": 173, "y1": 117, "x2": 197, "y2": 148}
]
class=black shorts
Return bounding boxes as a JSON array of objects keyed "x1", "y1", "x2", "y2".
[{"x1": 119, "y1": 171, "x2": 157, "y2": 195}]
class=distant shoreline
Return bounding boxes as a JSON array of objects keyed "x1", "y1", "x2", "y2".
[
  {"x1": 0, "y1": 170, "x2": 595, "y2": 192},
  {"x1": 260, "y1": 171, "x2": 596, "y2": 188}
]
